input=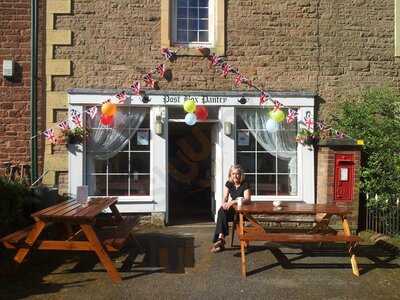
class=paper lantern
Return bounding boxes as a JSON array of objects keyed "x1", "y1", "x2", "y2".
[
  {"x1": 269, "y1": 109, "x2": 285, "y2": 123},
  {"x1": 101, "y1": 102, "x2": 117, "y2": 117},
  {"x1": 195, "y1": 105, "x2": 208, "y2": 121},
  {"x1": 184, "y1": 113, "x2": 197, "y2": 126},
  {"x1": 100, "y1": 114, "x2": 114, "y2": 126},
  {"x1": 183, "y1": 99, "x2": 196, "y2": 113},
  {"x1": 266, "y1": 118, "x2": 280, "y2": 133}
]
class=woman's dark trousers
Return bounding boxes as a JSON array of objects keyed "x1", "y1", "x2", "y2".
[{"x1": 213, "y1": 206, "x2": 235, "y2": 243}]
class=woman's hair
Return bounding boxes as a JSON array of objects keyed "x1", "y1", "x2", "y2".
[{"x1": 228, "y1": 164, "x2": 245, "y2": 183}]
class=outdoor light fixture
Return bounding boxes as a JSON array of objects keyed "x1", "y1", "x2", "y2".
[
  {"x1": 155, "y1": 115, "x2": 163, "y2": 135},
  {"x1": 224, "y1": 121, "x2": 232, "y2": 136},
  {"x1": 141, "y1": 94, "x2": 150, "y2": 103},
  {"x1": 238, "y1": 96, "x2": 247, "y2": 104}
]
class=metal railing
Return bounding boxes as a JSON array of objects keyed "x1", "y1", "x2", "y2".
[{"x1": 365, "y1": 194, "x2": 400, "y2": 236}]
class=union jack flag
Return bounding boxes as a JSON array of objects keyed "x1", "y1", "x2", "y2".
[
  {"x1": 221, "y1": 64, "x2": 232, "y2": 78},
  {"x1": 286, "y1": 109, "x2": 298, "y2": 124},
  {"x1": 161, "y1": 48, "x2": 176, "y2": 61},
  {"x1": 144, "y1": 73, "x2": 156, "y2": 88},
  {"x1": 71, "y1": 109, "x2": 82, "y2": 127},
  {"x1": 86, "y1": 106, "x2": 98, "y2": 119},
  {"x1": 335, "y1": 130, "x2": 345, "y2": 138},
  {"x1": 156, "y1": 64, "x2": 166, "y2": 78},
  {"x1": 131, "y1": 81, "x2": 141, "y2": 95},
  {"x1": 115, "y1": 91, "x2": 127, "y2": 104},
  {"x1": 273, "y1": 100, "x2": 283, "y2": 111},
  {"x1": 57, "y1": 120, "x2": 70, "y2": 131},
  {"x1": 234, "y1": 74, "x2": 245, "y2": 86},
  {"x1": 43, "y1": 128, "x2": 56, "y2": 143},
  {"x1": 209, "y1": 53, "x2": 222, "y2": 67},
  {"x1": 304, "y1": 116, "x2": 314, "y2": 130},
  {"x1": 259, "y1": 91, "x2": 268, "y2": 106}
]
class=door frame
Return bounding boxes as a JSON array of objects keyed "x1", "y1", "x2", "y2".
[{"x1": 166, "y1": 119, "x2": 220, "y2": 225}]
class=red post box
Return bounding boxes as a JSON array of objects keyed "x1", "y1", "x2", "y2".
[{"x1": 334, "y1": 154, "x2": 355, "y2": 202}]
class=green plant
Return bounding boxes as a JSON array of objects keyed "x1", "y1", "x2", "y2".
[
  {"x1": 330, "y1": 87, "x2": 400, "y2": 201},
  {"x1": 58, "y1": 127, "x2": 88, "y2": 144},
  {"x1": 296, "y1": 128, "x2": 320, "y2": 147},
  {"x1": 0, "y1": 177, "x2": 33, "y2": 230}
]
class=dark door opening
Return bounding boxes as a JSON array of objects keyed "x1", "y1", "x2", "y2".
[{"x1": 168, "y1": 123, "x2": 213, "y2": 224}]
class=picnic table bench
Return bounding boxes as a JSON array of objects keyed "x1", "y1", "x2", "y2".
[
  {"x1": 234, "y1": 202, "x2": 361, "y2": 278},
  {"x1": 1, "y1": 197, "x2": 137, "y2": 283}
]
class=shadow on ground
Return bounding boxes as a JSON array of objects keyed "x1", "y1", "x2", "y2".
[
  {"x1": 228, "y1": 241, "x2": 400, "y2": 277},
  {"x1": 0, "y1": 231, "x2": 195, "y2": 299}
]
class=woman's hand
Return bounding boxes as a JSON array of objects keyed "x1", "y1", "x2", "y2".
[{"x1": 222, "y1": 200, "x2": 234, "y2": 210}]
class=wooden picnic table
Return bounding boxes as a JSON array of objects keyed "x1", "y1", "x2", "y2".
[
  {"x1": 1, "y1": 197, "x2": 136, "y2": 283},
  {"x1": 234, "y1": 202, "x2": 361, "y2": 278}
]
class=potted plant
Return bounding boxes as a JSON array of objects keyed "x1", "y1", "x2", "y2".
[
  {"x1": 57, "y1": 127, "x2": 88, "y2": 145},
  {"x1": 296, "y1": 128, "x2": 320, "y2": 147}
]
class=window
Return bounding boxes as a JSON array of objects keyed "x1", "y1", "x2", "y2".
[
  {"x1": 174, "y1": 0, "x2": 211, "y2": 44},
  {"x1": 161, "y1": 0, "x2": 225, "y2": 55},
  {"x1": 236, "y1": 109, "x2": 298, "y2": 196},
  {"x1": 86, "y1": 107, "x2": 150, "y2": 196}
]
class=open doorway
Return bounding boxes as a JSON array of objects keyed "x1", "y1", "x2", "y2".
[{"x1": 168, "y1": 122, "x2": 214, "y2": 224}]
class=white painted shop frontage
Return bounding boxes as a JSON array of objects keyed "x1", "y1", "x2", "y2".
[{"x1": 68, "y1": 89, "x2": 315, "y2": 224}]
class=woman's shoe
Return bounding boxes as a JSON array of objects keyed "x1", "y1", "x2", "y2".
[{"x1": 210, "y1": 238, "x2": 225, "y2": 253}]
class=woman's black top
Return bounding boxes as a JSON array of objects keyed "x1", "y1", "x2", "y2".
[{"x1": 225, "y1": 180, "x2": 250, "y2": 200}]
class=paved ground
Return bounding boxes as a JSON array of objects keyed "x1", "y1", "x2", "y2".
[{"x1": 1, "y1": 224, "x2": 399, "y2": 300}]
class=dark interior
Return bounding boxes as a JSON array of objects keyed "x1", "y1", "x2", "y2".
[{"x1": 168, "y1": 122, "x2": 213, "y2": 224}]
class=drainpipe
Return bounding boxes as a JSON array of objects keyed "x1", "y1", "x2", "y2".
[{"x1": 30, "y1": 0, "x2": 38, "y2": 182}]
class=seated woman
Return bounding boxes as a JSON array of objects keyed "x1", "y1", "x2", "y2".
[{"x1": 211, "y1": 164, "x2": 251, "y2": 253}]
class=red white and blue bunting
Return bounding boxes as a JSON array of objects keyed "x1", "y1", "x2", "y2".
[{"x1": 40, "y1": 47, "x2": 352, "y2": 143}]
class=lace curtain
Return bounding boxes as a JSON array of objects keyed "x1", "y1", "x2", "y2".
[
  {"x1": 87, "y1": 108, "x2": 146, "y2": 160},
  {"x1": 238, "y1": 109, "x2": 298, "y2": 195},
  {"x1": 86, "y1": 107, "x2": 147, "y2": 196}
]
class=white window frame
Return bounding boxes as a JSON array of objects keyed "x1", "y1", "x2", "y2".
[
  {"x1": 171, "y1": 0, "x2": 215, "y2": 48},
  {"x1": 235, "y1": 109, "x2": 298, "y2": 198},
  {"x1": 85, "y1": 106, "x2": 151, "y2": 198},
  {"x1": 234, "y1": 106, "x2": 314, "y2": 203},
  {"x1": 68, "y1": 94, "x2": 169, "y2": 214}
]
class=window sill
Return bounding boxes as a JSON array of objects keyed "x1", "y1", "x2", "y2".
[{"x1": 170, "y1": 46, "x2": 225, "y2": 57}]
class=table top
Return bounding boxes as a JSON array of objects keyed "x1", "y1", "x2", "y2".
[
  {"x1": 235, "y1": 201, "x2": 353, "y2": 215},
  {"x1": 31, "y1": 197, "x2": 118, "y2": 223}
]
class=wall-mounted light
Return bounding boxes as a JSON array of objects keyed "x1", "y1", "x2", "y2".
[
  {"x1": 238, "y1": 96, "x2": 247, "y2": 104},
  {"x1": 155, "y1": 114, "x2": 163, "y2": 135},
  {"x1": 224, "y1": 121, "x2": 232, "y2": 136}
]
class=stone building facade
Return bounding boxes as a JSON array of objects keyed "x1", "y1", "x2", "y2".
[{"x1": 3, "y1": 0, "x2": 399, "y2": 225}]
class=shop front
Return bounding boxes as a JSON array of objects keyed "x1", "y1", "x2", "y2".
[{"x1": 68, "y1": 89, "x2": 315, "y2": 225}]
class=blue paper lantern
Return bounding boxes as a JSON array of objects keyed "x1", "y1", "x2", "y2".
[
  {"x1": 266, "y1": 118, "x2": 280, "y2": 133},
  {"x1": 184, "y1": 113, "x2": 197, "y2": 126}
]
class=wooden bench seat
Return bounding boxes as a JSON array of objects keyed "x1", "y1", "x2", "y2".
[
  {"x1": 1, "y1": 225, "x2": 34, "y2": 249},
  {"x1": 100, "y1": 217, "x2": 138, "y2": 252},
  {"x1": 71, "y1": 216, "x2": 138, "y2": 252},
  {"x1": 239, "y1": 232, "x2": 360, "y2": 243}
]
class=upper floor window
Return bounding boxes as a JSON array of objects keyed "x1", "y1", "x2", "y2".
[
  {"x1": 173, "y1": 0, "x2": 212, "y2": 45},
  {"x1": 161, "y1": 0, "x2": 225, "y2": 55}
]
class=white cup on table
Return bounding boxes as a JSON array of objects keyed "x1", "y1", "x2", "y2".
[
  {"x1": 273, "y1": 200, "x2": 282, "y2": 208},
  {"x1": 236, "y1": 197, "x2": 244, "y2": 207}
]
